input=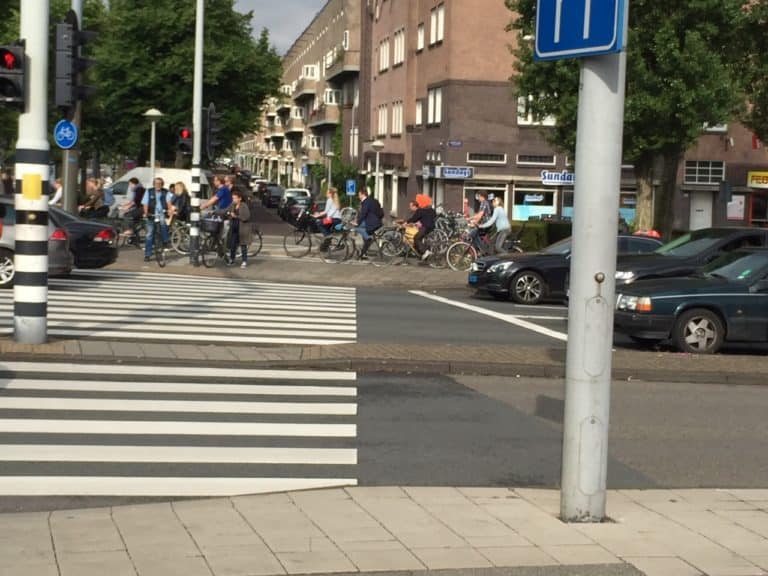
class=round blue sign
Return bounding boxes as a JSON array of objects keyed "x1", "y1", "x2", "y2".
[{"x1": 54, "y1": 119, "x2": 78, "y2": 150}]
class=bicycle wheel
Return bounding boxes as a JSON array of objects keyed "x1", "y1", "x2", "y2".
[
  {"x1": 155, "y1": 240, "x2": 167, "y2": 268},
  {"x1": 248, "y1": 226, "x2": 263, "y2": 257},
  {"x1": 367, "y1": 237, "x2": 389, "y2": 267},
  {"x1": 171, "y1": 226, "x2": 190, "y2": 255},
  {"x1": 283, "y1": 229, "x2": 311, "y2": 258},
  {"x1": 321, "y1": 236, "x2": 350, "y2": 264},
  {"x1": 446, "y1": 241, "x2": 477, "y2": 271},
  {"x1": 380, "y1": 230, "x2": 406, "y2": 257},
  {"x1": 201, "y1": 237, "x2": 220, "y2": 268},
  {"x1": 340, "y1": 207, "x2": 357, "y2": 224}
]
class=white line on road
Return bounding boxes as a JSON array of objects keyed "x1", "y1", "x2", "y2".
[
  {"x1": 410, "y1": 290, "x2": 568, "y2": 342},
  {"x1": 0, "y1": 476, "x2": 357, "y2": 496}
]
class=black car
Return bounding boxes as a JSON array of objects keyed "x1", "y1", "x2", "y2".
[
  {"x1": 470, "y1": 235, "x2": 662, "y2": 304},
  {"x1": 49, "y1": 206, "x2": 119, "y2": 269},
  {"x1": 615, "y1": 249, "x2": 768, "y2": 354},
  {"x1": 615, "y1": 227, "x2": 768, "y2": 286},
  {"x1": 263, "y1": 184, "x2": 284, "y2": 208}
]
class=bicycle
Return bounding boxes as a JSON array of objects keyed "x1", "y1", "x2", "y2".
[
  {"x1": 282, "y1": 209, "x2": 328, "y2": 258},
  {"x1": 445, "y1": 226, "x2": 502, "y2": 271},
  {"x1": 380, "y1": 224, "x2": 448, "y2": 268},
  {"x1": 148, "y1": 213, "x2": 170, "y2": 268},
  {"x1": 199, "y1": 215, "x2": 229, "y2": 268},
  {"x1": 116, "y1": 214, "x2": 146, "y2": 249}
]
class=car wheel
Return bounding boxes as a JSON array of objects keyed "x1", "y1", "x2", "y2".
[
  {"x1": 672, "y1": 308, "x2": 725, "y2": 354},
  {"x1": 510, "y1": 270, "x2": 545, "y2": 305},
  {"x1": 0, "y1": 248, "x2": 14, "y2": 288}
]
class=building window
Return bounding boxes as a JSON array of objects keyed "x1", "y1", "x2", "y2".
[
  {"x1": 430, "y1": 3, "x2": 445, "y2": 45},
  {"x1": 377, "y1": 104, "x2": 389, "y2": 137},
  {"x1": 427, "y1": 87, "x2": 442, "y2": 125},
  {"x1": 393, "y1": 28, "x2": 406, "y2": 66},
  {"x1": 291, "y1": 107, "x2": 304, "y2": 119},
  {"x1": 415, "y1": 99, "x2": 423, "y2": 125},
  {"x1": 417, "y1": 23, "x2": 425, "y2": 51},
  {"x1": 517, "y1": 95, "x2": 556, "y2": 126},
  {"x1": 392, "y1": 101, "x2": 404, "y2": 135},
  {"x1": 324, "y1": 89, "x2": 342, "y2": 105},
  {"x1": 342, "y1": 29, "x2": 350, "y2": 50},
  {"x1": 516, "y1": 154, "x2": 556, "y2": 166},
  {"x1": 349, "y1": 126, "x2": 359, "y2": 160},
  {"x1": 684, "y1": 161, "x2": 725, "y2": 185},
  {"x1": 308, "y1": 135, "x2": 320, "y2": 149},
  {"x1": 379, "y1": 38, "x2": 390, "y2": 72},
  {"x1": 467, "y1": 153, "x2": 507, "y2": 165},
  {"x1": 302, "y1": 64, "x2": 318, "y2": 80}
]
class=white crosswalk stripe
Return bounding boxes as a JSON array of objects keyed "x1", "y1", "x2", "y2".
[
  {"x1": 0, "y1": 361, "x2": 357, "y2": 496},
  {"x1": 0, "y1": 270, "x2": 357, "y2": 345}
]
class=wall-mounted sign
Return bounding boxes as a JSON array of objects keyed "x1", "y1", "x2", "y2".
[
  {"x1": 524, "y1": 194, "x2": 545, "y2": 203},
  {"x1": 541, "y1": 169, "x2": 575, "y2": 186},
  {"x1": 447, "y1": 140, "x2": 463, "y2": 148},
  {"x1": 747, "y1": 171, "x2": 768, "y2": 189},
  {"x1": 437, "y1": 165, "x2": 474, "y2": 180}
]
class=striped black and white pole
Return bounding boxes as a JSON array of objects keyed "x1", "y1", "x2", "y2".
[
  {"x1": 14, "y1": 0, "x2": 50, "y2": 344},
  {"x1": 190, "y1": 166, "x2": 201, "y2": 266},
  {"x1": 189, "y1": 0, "x2": 204, "y2": 267}
]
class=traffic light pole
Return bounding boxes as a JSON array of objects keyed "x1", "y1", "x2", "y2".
[
  {"x1": 62, "y1": 0, "x2": 83, "y2": 215},
  {"x1": 14, "y1": 0, "x2": 50, "y2": 344},
  {"x1": 189, "y1": 0, "x2": 205, "y2": 267}
]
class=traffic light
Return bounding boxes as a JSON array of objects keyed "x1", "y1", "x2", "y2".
[
  {"x1": 206, "y1": 102, "x2": 222, "y2": 159},
  {"x1": 55, "y1": 10, "x2": 97, "y2": 114},
  {"x1": 0, "y1": 45, "x2": 25, "y2": 109},
  {"x1": 178, "y1": 127, "x2": 193, "y2": 154}
]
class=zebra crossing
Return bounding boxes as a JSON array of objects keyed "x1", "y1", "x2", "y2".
[
  {"x1": 0, "y1": 269, "x2": 357, "y2": 345},
  {"x1": 0, "y1": 361, "x2": 357, "y2": 496}
]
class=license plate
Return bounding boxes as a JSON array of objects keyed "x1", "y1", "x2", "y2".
[{"x1": 468, "y1": 274, "x2": 478, "y2": 284}]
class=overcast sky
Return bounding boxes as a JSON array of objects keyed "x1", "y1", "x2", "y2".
[{"x1": 234, "y1": 0, "x2": 327, "y2": 55}]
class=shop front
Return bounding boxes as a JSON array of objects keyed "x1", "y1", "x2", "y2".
[{"x1": 747, "y1": 171, "x2": 768, "y2": 227}]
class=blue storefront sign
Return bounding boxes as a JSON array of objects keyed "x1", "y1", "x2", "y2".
[{"x1": 439, "y1": 166, "x2": 474, "y2": 180}]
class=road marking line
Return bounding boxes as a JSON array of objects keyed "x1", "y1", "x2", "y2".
[
  {"x1": 0, "y1": 445, "x2": 357, "y2": 465},
  {"x1": 0, "y1": 362, "x2": 356, "y2": 381},
  {"x1": 0, "y1": 379, "x2": 357, "y2": 396},
  {"x1": 0, "y1": 397, "x2": 358, "y2": 415},
  {"x1": 0, "y1": 476, "x2": 357, "y2": 496},
  {"x1": 0, "y1": 419, "x2": 357, "y2": 437},
  {"x1": 410, "y1": 290, "x2": 568, "y2": 342}
]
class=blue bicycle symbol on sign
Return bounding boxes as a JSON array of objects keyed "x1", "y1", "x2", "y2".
[{"x1": 54, "y1": 119, "x2": 79, "y2": 150}]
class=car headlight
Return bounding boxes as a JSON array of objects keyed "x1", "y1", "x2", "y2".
[
  {"x1": 616, "y1": 294, "x2": 652, "y2": 312},
  {"x1": 615, "y1": 270, "x2": 636, "y2": 282},
  {"x1": 469, "y1": 262, "x2": 482, "y2": 272},
  {"x1": 487, "y1": 261, "x2": 515, "y2": 273}
]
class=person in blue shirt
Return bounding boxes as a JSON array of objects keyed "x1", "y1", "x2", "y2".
[
  {"x1": 142, "y1": 177, "x2": 173, "y2": 261},
  {"x1": 354, "y1": 187, "x2": 383, "y2": 260},
  {"x1": 201, "y1": 175, "x2": 232, "y2": 212}
]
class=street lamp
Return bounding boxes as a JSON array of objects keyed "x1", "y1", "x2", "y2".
[
  {"x1": 143, "y1": 108, "x2": 164, "y2": 183},
  {"x1": 371, "y1": 139, "x2": 384, "y2": 200},
  {"x1": 325, "y1": 150, "x2": 335, "y2": 192}
]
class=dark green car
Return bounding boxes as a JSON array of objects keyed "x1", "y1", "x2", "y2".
[{"x1": 614, "y1": 249, "x2": 768, "y2": 354}]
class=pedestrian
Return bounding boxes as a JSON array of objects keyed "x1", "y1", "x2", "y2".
[
  {"x1": 354, "y1": 187, "x2": 384, "y2": 260},
  {"x1": 170, "y1": 181, "x2": 191, "y2": 222},
  {"x1": 226, "y1": 187, "x2": 252, "y2": 268},
  {"x1": 477, "y1": 195, "x2": 512, "y2": 254},
  {"x1": 48, "y1": 178, "x2": 63, "y2": 207},
  {"x1": 142, "y1": 177, "x2": 173, "y2": 262}
]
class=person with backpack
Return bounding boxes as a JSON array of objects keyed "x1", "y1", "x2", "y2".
[
  {"x1": 141, "y1": 177, "x2": 173, "y2": 262},
  {"x1": 354, "y1": 187, "x2": 384, "y2": 260}
]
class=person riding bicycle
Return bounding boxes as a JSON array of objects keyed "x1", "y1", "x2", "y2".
[
  {"x1": 313, "y1": 187, "x2": 342, "y2": 248},
  {"x1": 404, "y1": 196, "x2": 437, "y2": 261},
  {"x1": 169, "y1": 181, "x2": 191, "y2": 222},
  {"x1": 354, "y1": 187, "x2": 383, "y2": 260},
  {"x1": 142, "y1": 177, "x2": 173, "y2": 262},
  {"x1": 476, "y1": 195, "x2": 511, "y2": 254},
  {"x1": 468, "y1": 190, "x2": 492, "y2": 246}
]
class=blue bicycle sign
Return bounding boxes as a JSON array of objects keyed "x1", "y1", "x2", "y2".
[{"x1": 54, "y1": 119, "x2": 79, "y2": 150}]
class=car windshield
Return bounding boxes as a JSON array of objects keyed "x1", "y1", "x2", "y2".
[
  {"x1": 543, "y1": 238, "x2": 572, "y2": 255},
  {"x1": 654, "y1": 229, "x2": 733, "y2": 257},
  {"x1": 700, "y1": 251, "x2": 768, "y2": 282}
]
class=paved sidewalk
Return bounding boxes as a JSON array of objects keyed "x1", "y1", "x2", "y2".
[{"x1": 4, "y1": 487, "x2": 768, "y2": 576}]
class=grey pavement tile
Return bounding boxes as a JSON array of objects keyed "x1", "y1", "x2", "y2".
[
  {"x1": 748, "y1": 556, "x2": 768, "y2": 571},
  {"x1": 403, "y1": 486, "x2": 469, "y2": 503},
  {"x1": 725, "y1": 490, "x2": 768, "y2": 502},
  {"x1": 109, "y1": 341, "x2": 144, "y2": 358},
  {"x1": 458, "y1": 487, "x2": 519, "y2": 502},
  {"x1": 170, "y1": 343, "x2": 205, "y2": 360},
  {"x1": 541, "y1": 544, "x2": 621, "y2": 565},
  {"x1": 63, "y1": 340, "x2": 82, "y2": 355},
  {"x1": 478, "y1": 546, "x2": 560, "y2": 568},
  {"x1": 342, "y1": 547, "x2": 425, "y2": 571},
  {"x1": 139, "y1": 342, "x2": 179, "y2": 359},
  {"x1": 57, "y1": 549, "x2": 136, "y2": 576},
  {"x1": 411, "y1": 547, "x2": 494, "y2": 570},
  {"x1": 173, "y1": 499, "x2": 272, "y2": 552},
  {"x1": 0, "y1": 512, "x2": 55, "y2": 556},
  {"x1": 345, "y1": 486, "x2": 408, "y2": 500},
  {"x1": 416, "y1": 502, "x2": 524, "y2": 542},
  {"x1": 50, "y1": 508, "x2": 125, "y2": 553},
  {"x1": 575, "y1": 523, "x2": 674, "y2": 558},
  {"x1": 203, "y1": 546, "x2": 285, "y2": 576},
  {"x1": 276, "y1": 549, "x2": 356, "y2": 574},
  {"x1": 198, "y1": 345, "x2": 238, "y2": 362},
  {"x1": 681, "y1": 550, "x2": 765, "y2": 576},
  {"x1": 626, "y1": 556, "x2": 703, "y2": 576},
  {"x1": 129, "y1": 551, "x2": 213, "y2": 576},
  {"x1": 112, "y1": 503, "x2": 199, "y2": 554},
  {"x1": 79, "y1": 340, "x2": 114, "y2": 357},
  {"x1": 0, "y1": 556, "x2": 59, "y2": 576}
]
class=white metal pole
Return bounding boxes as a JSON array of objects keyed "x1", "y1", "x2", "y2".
[
  {"x1": 149, "y1": 120, "x2": 156, "y2": 182},
  {"x1": 561, "y1": 48, "x2": 628, "y2": 522},
  {"x1": 14, "y1": 0, "x2": 50, "y2": 344},
  {"x1": 374, "y1": 150, "x2": 380, "y2": 199},
  {"x1": 189, "y1": 0, "x2": 204, "y2": 266}
]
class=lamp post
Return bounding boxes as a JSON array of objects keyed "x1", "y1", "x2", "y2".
[
  {"x1": 325, "y1": 150, "x2": 335, "y2": 192},
  {"x1": 143, "y1": 108, "x2": 164, "y2": 182},
  {"x1": 371, "y1": 139, "x2": 384, "y2": 200}
]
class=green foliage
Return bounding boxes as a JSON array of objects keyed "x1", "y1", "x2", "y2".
[{"x1": 741, "y1": 2, "x2": 768, "y2": 141}]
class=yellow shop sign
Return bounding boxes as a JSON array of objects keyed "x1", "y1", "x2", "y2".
[{"x1": 747, "y1": 171, "x2": 768, "y2": 189}]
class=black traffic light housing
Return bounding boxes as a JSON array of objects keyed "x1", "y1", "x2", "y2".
[
  {"x1": 55, "y1": 10, "x2": 97, "y2": 114},
  {"x1": 205, "y1": 102, "x2": 222, "y2": 159},
  {"x1": 0, "y1": 44, "x2": 25, "y2": 109},
  {"x1": 178, "y1": 127, "x2": 193, "y2": 154}
]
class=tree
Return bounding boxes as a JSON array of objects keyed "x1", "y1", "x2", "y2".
[
  {"x1": 507, "y1": 0, "x2": 744, "y2": 236},
  {"x1": 741, "y1": 1, "x2": 768, "y2": 142}
]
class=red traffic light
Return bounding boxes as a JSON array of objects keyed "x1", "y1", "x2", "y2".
[
  {"x1": 179, "y1": 128, "x2": 191, "y2": 139},
  {"x1": 0, "y1": 48, "x2": 20, "y2": 70}
]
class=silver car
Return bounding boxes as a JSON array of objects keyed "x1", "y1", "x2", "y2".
[{"x1": 0, "y1": 196, "x2": 74, "y2": 288}]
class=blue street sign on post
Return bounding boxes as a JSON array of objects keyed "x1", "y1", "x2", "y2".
[
  {"x1": 53, "y1": 119, "x2": 78, "y2": 150},
  {"x1": 345, "y1": 179, "x2": 356, "y2": 196},
  {"x1": 534, "y1": 0, "x2": 627, "y2": 61}
]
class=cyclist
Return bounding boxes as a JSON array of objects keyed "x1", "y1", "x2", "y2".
[
  {"x1": 169, "y1": 181, "x2": 191, "y2": 222},
  {"x1": 142, "y1": 177, "x2": 173, "y2": 262},
  {"x1": 476, "y1": 195, "x2": 511, "y2": 254},
  {"x1": 313, "y1": 187, "x2": 342, "y2": 248},
  {"x1": 405, "y1": 197, "x2": 437, "y2": 261},
  {"x1": 354, "y1": 188, "x2": 383, "y2": 260}
]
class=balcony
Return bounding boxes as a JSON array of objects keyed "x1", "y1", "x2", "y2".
[
  {"x1": 275, "y1": 96, "x2": 291, "y2": 114},
  {"x1": 307, "y1": 104, "x2": 340, "y2": 129},
  {"x1": 293, "y1": 77, "x2": 317, "y2": 102},
  {"x1": 285, "y1": 116, "x2": 305, "y2": 135},
  {"x1": 326, "y1": 50, "x2": 360, "y2": 84},
  {"x1": 265, "y1": 103, "x2": 277, "y2": 118}
]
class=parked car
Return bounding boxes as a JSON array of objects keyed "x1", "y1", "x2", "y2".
[
  {"x1": 263, "y1": 184, "x2": 285, "y2": 208},
  {"x1": 615, "y1": 227, "x2": 768, "y2": 286},
  {"x1": 469, "y1": 234, "x2": 663, "y2": 304},
  {"x1": 285, "y1": 196, "x2": 313, "y2": 224},
  {"x1": 278, "y1": 188, "x2": 311, "y2": 220},
  {"x1": 0, "y1": 197, "x2": 74, "y2": 288},
  {"x1": 49, "y1": 206, "x2": 119, "y2": 269},
  {"x1": 614, "y1": 249, "x2": 768, "y2": 354}
]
